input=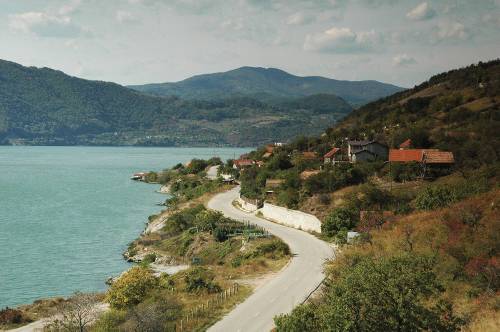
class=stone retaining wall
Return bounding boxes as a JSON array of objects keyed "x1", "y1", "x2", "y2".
[
  {"x1": 237, "y1": 197, "x2": 259, "y2": 212},
  {"x1": 260, "y1": 202, "x2": 322, "y2": 233}
]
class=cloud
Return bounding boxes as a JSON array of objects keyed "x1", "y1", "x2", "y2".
[
  {"x1": 58, "y1": 0, "x2": 82, "y2": 15},
  {"x1": 116, "y1": 10, "x2": 138, "y2": 23},
  {"x1": 220, "y1": 18, "x2": 244, "y2": 31},
  {"x1": 406, "y1": 2, "x2": 435, "y2": 21},
  {"x1": 304, "y1": 27, "x2": 378, "y2": 53},
  {"x1": 8, "y1": 11, "x2": 87, "y2": 38},
  {"x1": 393, "y1": 54, "x2": 417, "y2": 66},
  {"x1": 286, "y1": 12, "x2": 313, "y2": 25},
  {"x1": 436, "y1": 21, "x2": 468, "y2": 40}
]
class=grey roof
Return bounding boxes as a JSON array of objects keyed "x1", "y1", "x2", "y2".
[{"x1": 347, "y1": 140, "x2": 375, "y2": 146}]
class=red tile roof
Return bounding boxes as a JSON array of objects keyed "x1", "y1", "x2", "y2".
[
  {"x1": 389, "y1": 149, "x2": 454, "y2": 164},
  {"x1": 234, "y1": 159, "x2": 254, "y2": 167},
  {"x1": 399, "y1": 139, "x2": 412, "y2": 149},
  {"x1": 389, "y1": 149, "x2": 424, "y2": 162},
  {"x1": 423, "y1": 151, "x2": 454, "y2": 164},
  {"x1": 324, "y1": 147, "x2": 340, "y2": 158}
]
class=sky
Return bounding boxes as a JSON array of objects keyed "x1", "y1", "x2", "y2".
[{"x1": 0, "y1": 0, "x2": 499, "y2": 88}]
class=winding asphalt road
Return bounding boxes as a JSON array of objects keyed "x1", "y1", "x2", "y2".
[{"x1": 207, "y1": 187, "x2": 333, "y2": 332}]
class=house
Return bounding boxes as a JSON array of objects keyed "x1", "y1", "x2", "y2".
[
  {"x1": 233, "y1": 159, "x2": 255, "y2": 169},
  {"x1": 352, "y1": 150, "x2": 377, "y2": 162},
  {"x1": 347, "y1": 140, "x2": 388, "y2": 162},
  {"x1": 262, "y1": 152, "x2": 273, "y2": 159},
  {"x1": 300, "y1": 170, "x2": 321, "y2": 180},
  {"x1": 323, "y1": 147, "x2": 341, "y2": 164},
  {"x1": 389, "y1": 149, "x2": 454, "y2": 164},
  {"x1": 399, "y1": 139, "x2": 412, "y2": 149}
]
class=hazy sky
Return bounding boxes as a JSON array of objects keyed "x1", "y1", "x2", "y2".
[{"x1": 1, "y1": 0, "x2": 499, "y2": 87}]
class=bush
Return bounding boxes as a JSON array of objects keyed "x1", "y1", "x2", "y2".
[
  {"x1": 277, "y1": 188, "x2": 299, "y2": 209},
  {"x1": 322, "y1": 208, "x2": 357, "y2": 237},
  {"x1": 213, "y1": 226, "x2": 229, "y2": 242},
  {"x1": 91, "y1": 309, "x2": 126, "y2": 332},
  {"x1": 184, "y1": 267, "x2": 221, "y2": 294},
  {"x1": 106, "y1": 267, "x2": 159, "y2": 309},
  {"x1": 122, "y1": 292, "x2": 181, "y2": 332},
  {"x1": 275, "y1": 304, "x2": 321, "y2": 332},
  {"x1": 0, "y1": 307, "x2": 27, "y2": 325},
  {"x1": 254, "y1": 240, "x2": 290, "y2": 259},
  {"x1": 415, "y1": 186, "x2": 454, "y2": 210}
]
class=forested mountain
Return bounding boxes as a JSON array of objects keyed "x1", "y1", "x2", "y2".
[
  {"x1": 128, "y1": 66, "x2": 404, "y2": 107},
  {"x1": 0, "y1": 59, "x2": 353, "y2": 146}
]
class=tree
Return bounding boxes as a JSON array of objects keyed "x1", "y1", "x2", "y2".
[
  {"x1": 106, "y1": 267, "x2": 158, "y2": 309},
  {"x1": 184, "y1": 267, "x2": 221, "y2": 293},
  {"x1": 274, "y1": 304, "x2": 321, "y2": 331},
  {"x1": 121, "y1": 292, "x2": 181, "y2": 332},
  {"x1": 319, "y1": 255, "x2": 462, "y2": 331},
  {"x1": 276, "y1": 255, "x2": 462, "y2": 332},
  {"x1": 322, "y1": 207, "x2": 357, "y2": 237},
  {"x1": 45, "y1": 292, "x2": 101, "y2": 332},
  {"x1": 415, "y1": 185, "x2": 454, "y2": 210}
]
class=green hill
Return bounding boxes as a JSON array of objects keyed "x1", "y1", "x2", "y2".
[
  {"x1": 327, "y1": 59, "x2": 500, "y2": 168},
  {"x1": 0, "y1": 60, "x2": 353, "y2": 146},
  {"x1": 235, "y1": 59, "x2": 500, "y2": 332},
  {"x1": 128, "y1": 66, "x2": 404, "y2": 107}
]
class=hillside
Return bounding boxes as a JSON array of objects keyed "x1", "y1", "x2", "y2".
[
  {"x1": 233, "y1": 59, "x2": 499, "y2": 331},
  {"x1": 326, "y1": 59, "x2": 500, "y2": 168},
  {"x1": 0, "y1": 60, "x2": 353, "y2": 146},
  {"x1": 128, "y1": 66, "x2": 404, "y2": 107}
]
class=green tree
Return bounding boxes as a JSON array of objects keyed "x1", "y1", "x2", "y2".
[
  {"x1": 274, "y1": 304, "x2": 321, "y2": 331},
  {"x1": 415, "y1": 186, "x2": 454, "y2": 210},
  {"x1": 320, "y1": 255, "x2": 462, "y2": 332},
  {"x1": 322, "y1": 207, "x2": 357, "y2": 237},
  {"x1": 106, "y1": 267, "x2": 158, "y2": 309}
]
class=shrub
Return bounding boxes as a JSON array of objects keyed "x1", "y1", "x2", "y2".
[
  {"x1": 415, "y1": 186, "x2": 454, "y2": 210},
  {"x1": 213, "y1": 227, "x2": 229, "y2": 242},
  {"x1": 322, "y1": 208, "x2": 357, "y2": 237},
  {"x1": 254, "y1": 240, "x2": 290, "y2": 258},
  {"x1": 122, "y1": 292, "x2": 181, "y2": 332},
  {"x1": 0, "y1": 307, "x2": 26, "y2": 325},
  {"x1": 277, "y1": 188, "x2": 299, "y2": 209},
  {"x1": 184, "y1": 267, "x2": 221, "y2": 294},
  {"x1": 91, "y1": 309, "x2": 126, "y2": 332},
  {"x1": 141, "y1": 253, "x2": 157, "y2": 266},
  {"x1": 275, "y1": 304, "x2": 321, "y2": 332},
  {"x1": 106, "y1": 267, "x2": 159, "y2": 309}
]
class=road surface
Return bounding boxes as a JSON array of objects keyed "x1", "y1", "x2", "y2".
[
  {"x1": 207, "y1": 187, "x2": 333, "y2": 332},
  {"x1": 206, "y1": 165, "x2": 220, "y2": 180}
]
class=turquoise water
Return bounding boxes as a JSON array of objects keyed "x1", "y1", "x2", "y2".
[{"x1": 0, "y1": 146, "x2": 249, "y2": 308}]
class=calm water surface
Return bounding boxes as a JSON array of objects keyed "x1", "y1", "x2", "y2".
[{"x1": 0, "y1": 146, "x2": 249, "y2": 307}]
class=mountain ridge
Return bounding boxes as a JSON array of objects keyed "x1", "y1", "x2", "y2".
[
  {"x1": 128, "y1": 66, "x2": 405, "y2": 107},
  {"x1": 0, "y1": 59, "x2": 353, "y2": 147}
]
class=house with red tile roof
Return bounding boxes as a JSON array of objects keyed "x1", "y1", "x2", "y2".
[
  {"x1": 233, "y1": 159, "x2": 255, "y2": 169},
  {"x1": 389, "y1": 149, "x2": 454, "y2": 164},
  {"x1": 323, "y1": 147, "x2": 341, "y2": 164},
  {"x1": 399, "y1": 139, "x2": 412, "y2": 149}
]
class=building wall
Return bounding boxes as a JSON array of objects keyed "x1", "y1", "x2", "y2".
[
  {"x1": 367, "y1": 143, "x2": 389, "y2": 160},
  {"x1": 260, "y1": 203, "x2": 322, "y2": 233},
  {"x1": 353, "y1": 150, "x2": 376, "y2": 162}
]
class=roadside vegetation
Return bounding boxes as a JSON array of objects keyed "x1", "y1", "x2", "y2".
[{"x1": 97, "y1": 159, "x2": 291, "y2": 331}]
